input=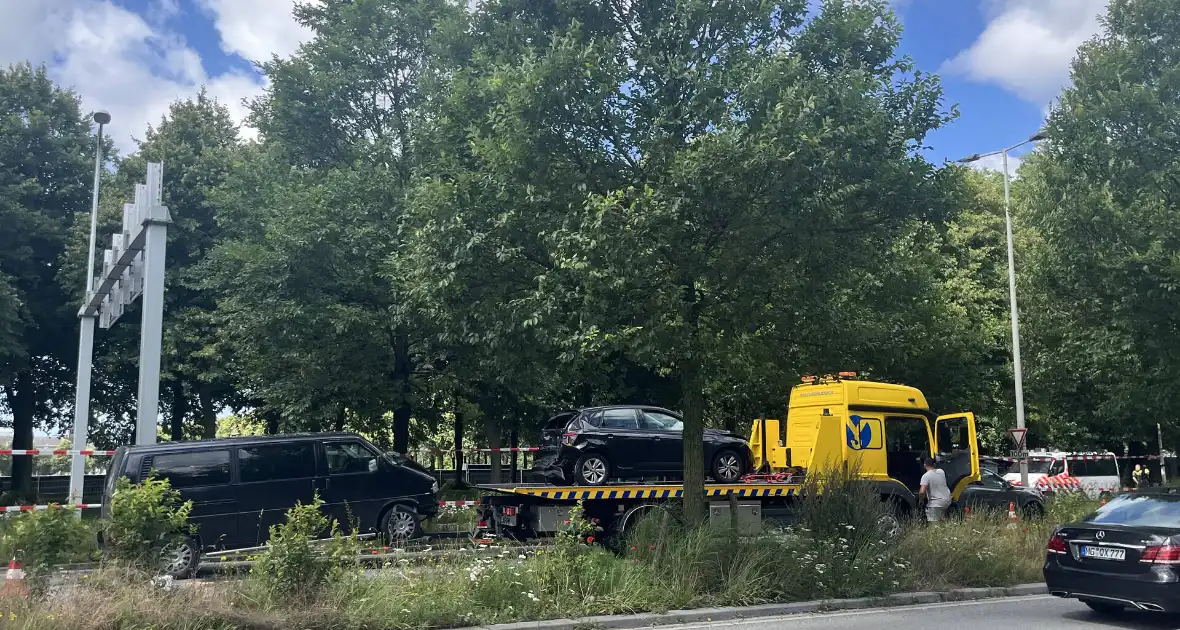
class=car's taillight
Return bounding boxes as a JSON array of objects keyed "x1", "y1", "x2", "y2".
[
  {"x1": 562, "y1": 432, "x2": 577, "y2": 446},
  {"x1": 1047, "y1": 533, "x2": 1068, "y2": 554},
  {"x1": 1141, "y1": 545, "x2": 1180, "y2": 564},
  {"x1": 502, "y1": 506, "x2": 518, "y2": 516}
]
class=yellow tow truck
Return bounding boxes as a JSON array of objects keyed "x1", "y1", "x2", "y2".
[{"x1": 475, "y1": 374, "x2": 981, "y2": 539}]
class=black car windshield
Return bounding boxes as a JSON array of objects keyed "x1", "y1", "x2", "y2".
[{"x1": 1084, "y1": 494, "x2": 1180, "y2": 528}]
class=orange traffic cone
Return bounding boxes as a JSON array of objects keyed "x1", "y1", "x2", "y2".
[
  {"x1": 1006, "y1": 502, "x2": 1019, "y2": 528},
  {"x1": 0, "y1": 557, "x2": 27, "y2": 599}
]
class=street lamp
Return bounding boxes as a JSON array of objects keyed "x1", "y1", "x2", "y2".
[
  {"x1": 958, "y1": 131, "x2": 1045, "y2": 489},
  {"x1": 69, "y1": 110, "x2": 110, "y2": 506}
]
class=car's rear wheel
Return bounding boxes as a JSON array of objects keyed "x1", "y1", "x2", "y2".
[
  {"x1": 1083, "y1": 600, "x2": 1126, "y2": 616},
  {"x1": 574, "y1": 453, "x2": 610, "y2": 486},
  {"x1": 382, "y1": 504, "x2": 423, "y2": 543},
  {"x1": 711, "y1": 449, "x2": 746, "y2": 483}
]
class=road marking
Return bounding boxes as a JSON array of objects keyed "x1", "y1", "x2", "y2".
[{"x1": 669, "y1": 595, "x2": 1056, "y2": 629}]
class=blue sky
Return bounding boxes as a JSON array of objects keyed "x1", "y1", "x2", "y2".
[{"x1": 2, "y1": 0, "x2": 1108, "y2": 174}]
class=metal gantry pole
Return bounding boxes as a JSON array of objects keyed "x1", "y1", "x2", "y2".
[
  {"x1": 69, "y1": 114, "x2": 108, "y2": 506},
  {"x1": 1001, "y1": 149, "x2": 1029, "y2": 489},
  {"x1": 135, "y1": 164, "x2": 168, "y2": 445}
]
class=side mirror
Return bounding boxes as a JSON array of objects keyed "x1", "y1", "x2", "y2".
[{"x1": 368, "y1": 458, "x2": 378, "y2": 473}]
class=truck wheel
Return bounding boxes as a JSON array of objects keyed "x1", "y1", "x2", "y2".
[
  {"x1": 382, "y1": 504, "x2": 423, "y2": 542},
  {"x1": 574, "y1": 453, "x2": 610, "y2": 486},
  {"x1": 711, "y1": 449, "x2": 746, "y2": 483}
]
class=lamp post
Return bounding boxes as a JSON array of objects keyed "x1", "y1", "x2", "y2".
[
  {"x1": 69, "y1": 110, "x2": 110, "y2": 506},
  {"x1": 958, "y1": 131, "x2": 1046, "y2": 489}
]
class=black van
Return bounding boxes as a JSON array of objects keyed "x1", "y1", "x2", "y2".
[{"x1": 101, "y1": 433, "x2": 439, "y2": 577}]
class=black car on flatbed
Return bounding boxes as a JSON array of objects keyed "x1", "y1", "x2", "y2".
[
  {"x1": 1045, "y1": 487, "x2": 1180, "y2": 615},
  {"x1": 533, "y1": 405, "x2": 751, "y2": 486}
]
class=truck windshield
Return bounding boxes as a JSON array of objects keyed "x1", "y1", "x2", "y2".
[{"x1": 1027, "y1": 459, "x2": 1054, "y2": 474}]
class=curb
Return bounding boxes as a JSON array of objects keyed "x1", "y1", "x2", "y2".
[{"x1": 472, "y1": 584, "x2": 1049, "y2": 630}]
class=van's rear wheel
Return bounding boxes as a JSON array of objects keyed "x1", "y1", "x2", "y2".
[
  {"x1": 382, "y1": 504, "x2": 423, "y2": 542},
  {"x1": 159, "y1": 537, "x2": 200, "y2": 579}
]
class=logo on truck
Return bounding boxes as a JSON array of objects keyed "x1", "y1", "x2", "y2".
[{"x1": 845, "y1": 415, "x2": 882, "y2": 450}]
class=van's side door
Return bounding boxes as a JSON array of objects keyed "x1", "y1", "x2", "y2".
[
  {"x1": 147, "y1": 448, "x2": 240, "y2": 550},
  {"x1": 318, "y1": 439, "x2": 388, "y2": 535},
  {"x1": 235, "y1": 441, "x2": 319, "y2": 547}
]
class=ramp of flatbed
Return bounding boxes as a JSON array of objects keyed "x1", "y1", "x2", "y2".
[{"x1": 476, "y1": 482, "x2": 801, "y2": 500}]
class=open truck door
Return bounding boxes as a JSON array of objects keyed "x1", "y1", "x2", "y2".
[{"x1": 933, "y1": 413, "x2": 980, "y2": 499}]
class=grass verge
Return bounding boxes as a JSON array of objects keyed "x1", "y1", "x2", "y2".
[{"x1": 3, "y1": 495, "x2": 1089, "y2": 629}]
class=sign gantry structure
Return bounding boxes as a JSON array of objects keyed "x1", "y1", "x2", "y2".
[{"x1": 69, "y1": 162, "x2": 170, "y2": 503}]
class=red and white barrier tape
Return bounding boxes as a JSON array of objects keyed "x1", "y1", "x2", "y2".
[
  {"x1": 1, "y1": 504, "x2": 101, "y2": 513},
  {"x1": 0, "y1": 449, "x2": 116, "y2": 457},
  {"x1": 992, "y1": 454, "x2": 1163, "y2": 463},
  {"x1": 427, "y1": 447, "x2": 539, "y2": 455}
]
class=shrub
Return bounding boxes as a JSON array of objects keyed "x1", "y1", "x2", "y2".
[
  {"x1": 103, "y1": 475, "x2": 192, "y2": 570},
  {"x1": 253, "y1": 495, "x2": 360, "y2": 599},
  {"x1": 4, "y1": 508, "x2": 92, "y2": 595},
  {"x1": 1045, "y1": 492, "x2": 1100, "y2": 524}
]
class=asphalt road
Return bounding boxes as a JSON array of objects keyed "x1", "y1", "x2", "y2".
[{"x1": 667, "y1": 596, "x2": 1180, "y2": 630}]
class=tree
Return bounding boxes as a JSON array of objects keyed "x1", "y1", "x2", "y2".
[
  {"x1": 203, "y1": 0, "x2": 463, "y2": 451},
  {"x1": 406, "y1": 0, "x2": 958, "y2": 519},
  {"x1": 0, "y1": 64, "x2": 107, "y2": 500},
  {"x1": 1019, "y1": 0, "x2": 1180, "y2": 452}
]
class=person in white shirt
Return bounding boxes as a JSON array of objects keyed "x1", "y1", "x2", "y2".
[{"x1": 919, "y1": 457, "x2": 952, "y2": 522}]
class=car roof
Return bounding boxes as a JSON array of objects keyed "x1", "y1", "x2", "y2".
[
  {"x1": 115, "y1": 432, "x2": 365, "y2": 453},
  {"x1": 548, "y1": 405, "x2": 680, "y2": 418}
]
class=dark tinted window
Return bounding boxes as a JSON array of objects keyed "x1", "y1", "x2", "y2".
[
  {"x1": 1086, "y1": 495, "x2": 1180, "y2": 527},
  {"x1": 1080, "y1": 458, "x2": 1118, "y2": 477},
  {"x1": 641, "y1": 411, "x2": 682, "y2": 431},
  {"x1": 324, "y1": 441, "x2": 378, "y2": 475},
  {"x1": 601, "y1": 409, "x2": 638, "y2": 429},
  {"x1": 238, "y1": 443, "x2": 316, "y2": 483},
  {"x1": 152, "y1": 450, "x2": 231, "y2": 488},
  {"x1": 979, "y1": 469, "x2": 1006, "y2": 489},
  {"x1": 1069, "y1": 459, "x2": 1087, "y2": 476}
]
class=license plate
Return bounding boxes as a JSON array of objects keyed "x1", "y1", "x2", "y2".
[{"x1": 1081, "y1": 546, "x2": 1126, "y2": 561}]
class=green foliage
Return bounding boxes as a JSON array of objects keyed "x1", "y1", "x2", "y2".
[
  {"x1": 4, "y1": 508, "x2": 93, "y2": 595},
  {"x1": 0, "y1": 62, "x2": 106, "y2": 494},
  {"x1": 103, "y1": 476, "x2": 192, "y2": 569},
  {"x1": 253, "y1": 495, "x2": 360, "y2": 599},
  {"x1": 1018, "y1": 0, "x2": 1180, "y2": 451}
]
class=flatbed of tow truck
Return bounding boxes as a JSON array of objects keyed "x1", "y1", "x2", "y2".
[{"x1": 476, "y1": 480, "x2": 804, "y2": 501}]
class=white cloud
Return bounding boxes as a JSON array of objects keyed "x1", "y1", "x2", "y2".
[
  {"x1": 196, "y1": 0, "x2": 309, "y2": 62},
  {"x1": 942, "y1": 0, "x2": 1108, "y2": 106},
  {"x1": 968, "y1": 152, "x2": 1022, "y2": 179},
  {"x1": 0, "y1": 0, "x2": 308, "y2": 155}
]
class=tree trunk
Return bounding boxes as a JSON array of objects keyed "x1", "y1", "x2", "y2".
[
  {"x1": 392, "y1": 329, "x2": 413, "y2": 454},
  {"x1": 8, "y1": 370, "x2": 36, "y2": 503},
  {"x1": 265, "y1": 409, "x2": 281, "y2": 435},
  {"x1": 485, "y1": 412, "x2": 501, "y2": 483},
  {"x1": 680, "y1": 359, "x2": 706, "y2": 524},
  {"x1": 169, "y1": 380, "x2": 188, "y2": 441},
  {"x1": 197, "y1": 385, "x2": 217, "y2": 439},
  {"x1": 453, "y1": 399, "x2": 465, "y2": 486},
  {"x1": 333, "y1": 405, "x2": 346, "y2": 432}
]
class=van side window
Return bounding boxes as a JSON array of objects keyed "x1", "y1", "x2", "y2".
[
  {"x1": 324, "y1": 442, "x2": 376, "y2": 475},
  {"x1": 238, "y1": 444, "x2": 316, "y2": 483},
  {"x1": 1048, "y1": 460, "x2": 1065, "y2": 476},
  {"x1": 152, "y1": 450, "x2": 231, "y2": 488},
  {"x1": 1084, "y1": 458, "x2": 1118, "y2": 477}
]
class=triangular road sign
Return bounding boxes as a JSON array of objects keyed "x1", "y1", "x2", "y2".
[{"x1": 1008, "y1": 428, "x2": 1028, "y2": 451}]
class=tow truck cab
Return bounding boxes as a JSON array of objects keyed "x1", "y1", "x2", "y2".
[{"x1": 750, "y1": 376, "x2": 981, "y2": 502}]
